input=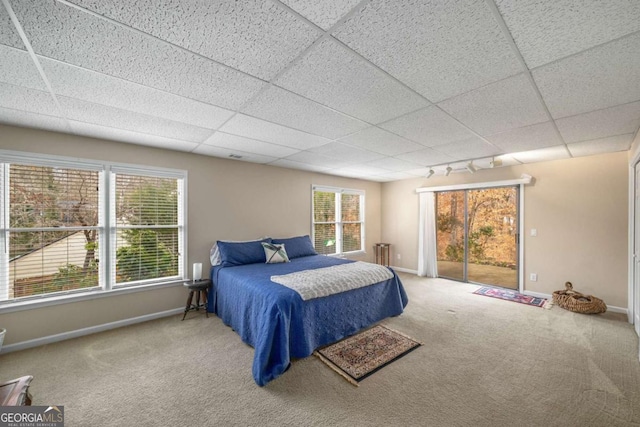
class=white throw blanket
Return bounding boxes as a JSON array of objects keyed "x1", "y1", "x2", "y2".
[{"x1": 270, "y1": 261, "x2": 394, "y2": 301}]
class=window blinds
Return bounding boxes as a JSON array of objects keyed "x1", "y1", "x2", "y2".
[
  {"x1": 312, "y1": 186, "x2": 364, "y2": 255},
  {"x1": 1, "y1": 164, "x2": 100, "y2": 300},
  {"x1": 113, "y1": 173, "x2": 181, "y2": 284}
]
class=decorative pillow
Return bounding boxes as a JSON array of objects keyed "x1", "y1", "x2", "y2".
[
  {"x1": 210, "y1": 237, "x2": 270, "y2": 265},
  {"x1": 271, "y1": 235, "x2": 317, "y2": 259},
  {"x1": 217, "y1": 238, "x2": 272, "y2": 267},
  {"x1": 262, "y1": 242, "x2": 290, "y2": 264}
]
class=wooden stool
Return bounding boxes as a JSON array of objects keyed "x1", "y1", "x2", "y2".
[
  {"x1": 0, "y1": 375, "x2": 33, "y2": 406},
  {"x1": 182, "y1": 279, "x2": 211, "y2": 321}
]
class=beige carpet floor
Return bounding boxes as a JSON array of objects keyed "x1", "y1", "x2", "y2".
[{"x1": 1, "y1": 273, "x2": 639, "y2": 426}]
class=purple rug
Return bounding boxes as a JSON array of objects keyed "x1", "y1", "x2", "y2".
[{"x1": 473, "y1": 286, "x2": 549, "y2": 308}]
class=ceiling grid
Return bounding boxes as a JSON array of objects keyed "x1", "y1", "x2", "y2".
[{"x1": 0, "y1": 0, "x2": 638, "y2": 180}]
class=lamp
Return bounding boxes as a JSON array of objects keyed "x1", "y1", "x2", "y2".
[
  {"x1": 426, "y1": 169, "x2": 435, "y2": 178},
  {"x1": 466, "y1": 161, "x2": 477, "y2": 173},
  {"x1": 444, "y1": 165, "x2": 452, "y2": 176},
  {"x1": 192, "y1": 263, "x2": 202, "y2": 281}
]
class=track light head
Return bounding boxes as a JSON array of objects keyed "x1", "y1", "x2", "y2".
[
  {"x1": 426, "y1": 169, "x2": 435, "y2": 178},
  {"x1": 445, "y1": 166, "x2": 452, "y2": 176},
  {"x1": 489, "y1": 157, "x2": 503, "y2": 168},
  {"x1": 466, "y1": 161, "x2": 477, "y2": 173}
]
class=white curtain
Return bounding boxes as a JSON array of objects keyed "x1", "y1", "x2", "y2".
[{"x1": 418, "y1": 191, "x2": 438, "y2": 277}]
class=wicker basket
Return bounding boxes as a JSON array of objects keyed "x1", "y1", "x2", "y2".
[{"x1": 552, "y1": 282, "x2": 607, "y2": 314}]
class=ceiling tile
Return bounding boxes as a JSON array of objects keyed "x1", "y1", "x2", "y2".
[
  {"x1": 371, "y1": 171, "x2": 415, "y2": 181},
  {"x1": 241, "y1": 85, "x2": 368, "y2": 139},
  {"x1": 380, "y1": 106, "x2": 477, "y2": 146},
  {"x1": 509, "y1": 145, "x2": 570, "y2": 163},
  {"x1": 59, "y1": 96, "x2": 212, "y2": 143},
  {"x1": 567, "y1": 134, "x2": 634, "y2": 157},
  {"x1": 192, "y1": 144, "x2": 278, "y2": 164},
  {"x1": 337, "y1": 127, "x2": 424, "y2": 156},
  {"x1": 307, "y1": 142, "x2": 385, "y2": 163},
  {"x1": 219, "y1": 114, "x2": 330, "y2": 150},
  {"x1": 0, "y1": 4, "x2": 24, "y2": 49},
  {"x1": 366, "y1": 157, "x2": 423, "y2": 172},
  {"x1": 0, "y1": 106, "x2": 69, "y2": 133},
  {"x1": 39, "y1": 57, "x2": 235, "y2": 130},
  {"x1": 555, "y1": 102, "x2": 640, "y2": 143},
  {"x1": 69, "y1": 120, "x2": 199, "y2": 152},
  {"x1": 268, "y1": 159, "x2": 331, "y2": 173},
  {"x1": 329, "y1": 164, "x2": 392, "y2": 176},
  {"x1": 203, "y1": 132, "x2": 299, "y2": 158},
  {"x1": 0, "y1": 82, "x2": 59, "y2": 116},
  {"x1": 284, "y1": 151, "x2": 354, "y2": 168},
  {"x1": 394, "y1": 148, "x2": 455, "y2": 166},
  {"x1": 438, "y1": 73, "x2": 548, "y2": 136},
  {"x1": 275, "y1": 38, "x2": 429, "y2": 124},
  {"x1": 433, "y1": 137, "x2": 502, "y2": 160},
  {"x1": 0, "y1": 45, "x2": 46, "y2": 90},
  {"x1": 496, "y1": 0, "x2": 640, "y2": 68},
  {"x1": 533, "y1": 33, "x2": 640, "y2": 118},
  {"x1": 67, "y1": 0, "x2": 319, "y2": 80},
  {"x1": 334, "y1": 0, "x2": 522, "y2": 102},
  {"x1": 280, "y1": 0, "x2": 361, "y2": 30},
  {"x1": 486, "y1": 121, "x2": 563, "y2": 153},
  {"x1": 11, "y1": 0, "x2": 265, "y2": 110},
  {"x1": 404, "y1": 167, "x2": 433, "y2": 177}
]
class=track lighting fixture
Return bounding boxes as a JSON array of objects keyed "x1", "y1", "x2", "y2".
[
  {"x1": 466, "y1": 161, "x2": 477, "y2": 173},
  {"x1": 489, "y1": 157, "x2": 502, "y2": 168},
  {"x1": 444, "y1": 165, "x2": 452, "y2": 176},
  {"x1": 426, "y1": 168, "x2": 435, "y2": 178}
]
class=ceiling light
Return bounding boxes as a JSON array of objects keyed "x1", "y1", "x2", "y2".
[
  {"x1": 466, "y1": 161, "x2": 477, "y2": 173},
  {"x1": 426, "y1": 169, "x2": 435, "y2": 178},
  {"x1": 444, "y1": 165, "x2": 452, "y2": 176}
]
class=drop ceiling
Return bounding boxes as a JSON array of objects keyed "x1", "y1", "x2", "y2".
[{"x1": 1, "y1": 0, "x2": 639, "y2": 181}]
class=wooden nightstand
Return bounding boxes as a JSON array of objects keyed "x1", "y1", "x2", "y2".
[{"x1": 182, "y1": 279, "x2": 211, "y2": 320}]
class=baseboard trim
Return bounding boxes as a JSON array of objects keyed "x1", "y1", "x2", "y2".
[
  {"x1": 522, "y1": 291, "x2": 628, "y2": 316},
  {"x1": 391, "y1": 266, "x2": 418, "y2": 275},
  {"x1": 0, "y1": 307, "x2": 183, "y2": 354}
]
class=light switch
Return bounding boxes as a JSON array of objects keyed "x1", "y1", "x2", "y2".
[{"x1": 530, "y1": 228, "x2": 537, "y2": 237}]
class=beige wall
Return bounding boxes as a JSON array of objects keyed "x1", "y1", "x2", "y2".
[
  {"x1": 382, "y1": 151, "x2": 629, "y2": 308},
  {"x1": 0, "y1": 125, "x2": 382, "y2": 346}
]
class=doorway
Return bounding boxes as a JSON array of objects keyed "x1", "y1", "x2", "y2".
[{"x1": 436, "y1": 186, "x2": 519, "y2": 289}]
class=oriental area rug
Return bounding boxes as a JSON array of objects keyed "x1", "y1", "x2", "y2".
[
  {"x1": 314, "y1": 325, "x2": 422, "y2": 386},
  {"x1": 473, "y1": 286, "x2": 551, "y2": 308}
]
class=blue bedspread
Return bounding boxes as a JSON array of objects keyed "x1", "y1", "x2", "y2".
[{"x1": 207, "y1": 255, "x2": 408, "y2": 386}]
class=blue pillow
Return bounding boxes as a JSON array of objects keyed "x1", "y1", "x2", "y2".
[
  {"x1": 271, "y1": 235, "x2": 317, "y2": 259},
  {"x1": 217, "y1": 238, "x2": 272, "y2": 266}
]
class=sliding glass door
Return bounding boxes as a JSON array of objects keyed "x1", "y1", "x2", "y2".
[{"x1": 436, "y1": 186, "x2": 519, "y2": 289}]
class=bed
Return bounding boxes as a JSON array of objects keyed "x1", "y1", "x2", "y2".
[{"x1": 206, "y1": 236, "x2": 408, "y2": 386}]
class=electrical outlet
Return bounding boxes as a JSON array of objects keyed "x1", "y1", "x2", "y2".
[
  {"x1": 530, "y1": 273, "x2": 537, "y2": 282},
  {"x1": 397, "y1": 253, "x2": 401, "y2": 260}
]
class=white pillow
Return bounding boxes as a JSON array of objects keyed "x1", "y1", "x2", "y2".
[
  {"x1": 262, "y1": 242, "x2": 290, "y2": 264},
  {"x1": 210, "y1": 237, "x2": 270, "y2": 266}
]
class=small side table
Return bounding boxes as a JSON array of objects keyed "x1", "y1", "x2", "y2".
[
  {"x1": 0, "y1": 375, "x2": 33, "y2": 406},
  {"x1": 374, "y1": 243, "x2": 391, "y2": 267},
  {"x1": 182, "y1": 279, "x2": 211, "y2": 321}
]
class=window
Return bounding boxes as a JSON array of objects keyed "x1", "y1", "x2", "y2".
[
  {"x1": 312, "y1": 186, "x2": 364, "y2": 255},
  {"x1": 0, "y1": 151, "x2": 186, "y2": 306}
]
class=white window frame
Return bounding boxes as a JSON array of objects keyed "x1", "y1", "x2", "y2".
[
  {"x1": 311, "y1": 185, "x2": 365, "y2": 256},
  {"x1": 0, "y1": 150, "x2": 187, "y2": 312}
]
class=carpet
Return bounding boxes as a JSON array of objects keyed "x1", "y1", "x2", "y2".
[
  {"x1": 473, "y1": 286, "x2": 550, "y2": 308},
  {"x1": 314, "y1": 325, "x2": 422, "y2": 386}
]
